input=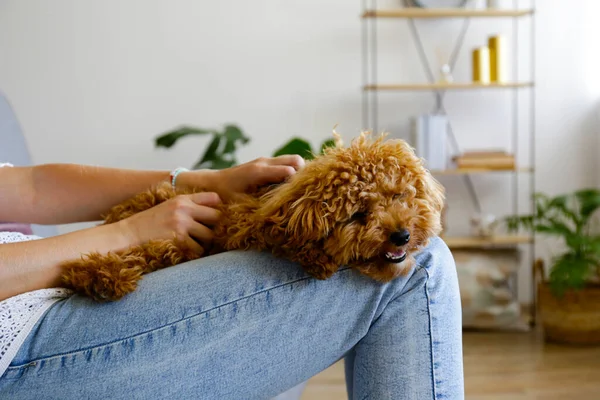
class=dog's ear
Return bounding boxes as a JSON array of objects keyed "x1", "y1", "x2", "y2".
[
  {"x1": 417, "y1": 171, "x2": 445, "y2": 214},
  {"x1": 414, "y1": 170, "x2": 446, "y2": 240},
  {"x1": 258, "y1": 182, "x2": 332, "y2": 243},
  {"x1": 258, "y1": 185, "x2": 340, "y2": 279}
]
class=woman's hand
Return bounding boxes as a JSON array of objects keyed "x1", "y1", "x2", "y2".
[
  {"x1": 117, "y1": 192, "x2": 222, "y2": 254},
  {"x1": 178, "y1": 155, "x2": 305, "y2": 201}
]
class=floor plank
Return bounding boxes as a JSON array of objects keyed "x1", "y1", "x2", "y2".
[{"x1": 301, "y1": 329, "x2": 600, "y2": 399}]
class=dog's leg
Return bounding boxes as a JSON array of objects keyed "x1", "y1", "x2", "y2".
[
  {"x1": 283, "y1": 242, "x2": 339, "y2": 280},
  {"x1": 61, "y1": 249, "x2": 148, "y2": 302},
  {"x1": 61, "y1": 239, "x2": 201, "y2": 302}
]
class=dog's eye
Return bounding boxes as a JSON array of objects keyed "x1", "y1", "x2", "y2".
[
  {"x1": 392, "y1": 193, "x2": 405, "y2": 200},
  {"x1": 350, "y1": 211, "x2": 369, "y2": 223}
]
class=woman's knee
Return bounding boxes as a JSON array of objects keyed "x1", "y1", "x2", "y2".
[{"x1": 414, "y1": 236, "x2": 461, "y2": 302}]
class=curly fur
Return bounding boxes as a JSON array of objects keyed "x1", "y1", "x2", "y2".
[{"x1": 60, "y1": 132, "x2": 445, "y2": 301}]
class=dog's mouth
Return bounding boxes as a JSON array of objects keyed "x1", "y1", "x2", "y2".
[{"x1": 383, "y1": 248, "x2": 407, "y2": 264}]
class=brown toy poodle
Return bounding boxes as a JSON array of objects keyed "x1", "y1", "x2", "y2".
[{"x1": 60, "y1": 132, "x2": 445, "y2": 301}]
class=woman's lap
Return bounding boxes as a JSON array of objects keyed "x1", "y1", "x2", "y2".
[{"x1": 0, "y1": 237, "x2": 463, "y2": 400}]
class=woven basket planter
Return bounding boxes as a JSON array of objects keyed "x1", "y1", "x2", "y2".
[{"x1": 534, "y1": 259, "x2": 600, "y2": 345}]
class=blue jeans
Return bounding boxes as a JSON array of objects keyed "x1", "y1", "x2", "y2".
[{"x1": 0, "y1": 237, "x2": 464, "y2": 399}]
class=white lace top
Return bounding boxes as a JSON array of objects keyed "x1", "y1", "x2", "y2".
[{"x1": 0, "y1": 164, "x2": 73, "y2": 378}]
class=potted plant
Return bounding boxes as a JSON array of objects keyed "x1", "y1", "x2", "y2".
[
  {"x1": 155, "y1": 124, "x2": 251, "y2": 170},
  {"x1": 155, "y1": 124, "x2": 336, "y2": 168},
  {"x1": 506, "y1": 189, "x2": 600, "y2": 345}
]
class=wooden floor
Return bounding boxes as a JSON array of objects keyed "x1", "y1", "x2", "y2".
[{"x1": 300, "y1": 329, "x2": 600, "y2": 399}]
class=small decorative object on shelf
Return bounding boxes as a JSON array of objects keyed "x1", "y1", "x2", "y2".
[
  {"x1": 486, "y1": 0, "x2": 512, "y2": 9},
  {"x1": 470, "y1": 0, "x2": 488, "y2": 9},
  {"x1": 470, "y1": 213, "x2": 500, "y2": 237},
  {"x1": 440, "y1": 63, "x2": 453, "y2": 83},
  {"x1": 488, "y1": 35, "x2": 507, "y2": 83},
  {"x1": 471, "y1": 34, "x2": 507, "y2": 84},
  {"x1": 435, "y1": 47, "x2": 454, "y2": 83},
  {"x1": 472, "y1": 46, "x2": 491, "y2": 83}
]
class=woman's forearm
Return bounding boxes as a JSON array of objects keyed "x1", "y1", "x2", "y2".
[
  {"x1": 0, "y1": 222, "x2": 135, "y2": 302},
  {"x1": 0, "y1": 163, "x2": 216, "y2": 224},
  {"x1": 29, "y1": 164, "x2": 171, "y2": 223}
]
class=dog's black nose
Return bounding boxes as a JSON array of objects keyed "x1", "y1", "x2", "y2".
[{"x1": 390, "y1": 229, "x2": 410, "y2": 246}]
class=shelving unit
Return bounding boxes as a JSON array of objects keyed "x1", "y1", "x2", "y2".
[
  {"x1": 364, "y1": 82, "x2": 533, "y2": 91},
  {"x1": 431, "y1": 167, "x2": 534, "y2": 176},
  {"x1": 361, "y1": 1, "x2": 536, "y2": 324},
  {"x1": 361, "y1": 8, "x2": 534, "y2": 18},
  {"x1": 444, "y1": 235, "x2": 533, "y2": 249}
]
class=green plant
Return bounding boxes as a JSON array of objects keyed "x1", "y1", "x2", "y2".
[
  {"x1": 155, "y1": 124, "x2": 336, "y2": 169},
  {"x1": 272, "y1": 137, "x2": 337, "y2": 160},
  {"x1": 506, "y1": 189, "x2": 600, "y2": 296},
  {"x1": 155, "y1": 124, "x2": 250, "y2": 170}
]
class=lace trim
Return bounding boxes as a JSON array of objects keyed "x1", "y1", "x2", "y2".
[{"x1": 0, "y1": 231, "x2": 73, "y2": 378}]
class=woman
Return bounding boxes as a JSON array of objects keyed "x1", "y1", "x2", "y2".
[{"x1": 0, "y1": 157, "x2": 464, "y2": 399}]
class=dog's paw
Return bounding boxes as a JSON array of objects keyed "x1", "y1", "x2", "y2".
[{"x1": 61, "y1": 252, "x2": 146, "y2": 302}]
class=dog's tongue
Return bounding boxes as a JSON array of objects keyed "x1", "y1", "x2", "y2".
[
  {"x1": 387, "y1": 250, "x2": 405, "y2": 257},
  {"x1": 384, "y1": 249, "x2": 407, "y2": 264}
]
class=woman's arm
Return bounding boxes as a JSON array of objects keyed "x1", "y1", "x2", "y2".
[
  {"x1": 0, "y1": 164, "x2": 217, "y2": 224},
  {"x1": 0, "y1": 155, "x2": 304, "y2": 301},
  {"x1": 0, "y1": 191, "x2": 221, "y2": 302},
  {"x1": 0, "y1": 222, "x2": 132, "y2": 301},
  {"x1": 0, "y1": 155, "x2": 303, "y2": 225}
]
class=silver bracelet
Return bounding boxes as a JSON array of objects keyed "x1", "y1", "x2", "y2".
[{"x1": 169, "y1": 167, "x2": 189, "y2": 190}]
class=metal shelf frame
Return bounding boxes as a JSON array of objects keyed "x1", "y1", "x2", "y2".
[{"x1": 361, "y1": 0, "x2": 537, "y2": 326}]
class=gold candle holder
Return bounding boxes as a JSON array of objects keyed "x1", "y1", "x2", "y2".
[
  {"x1": 472, "y1": 46, "x2": 490, "y2": 84},
  {"x1": 488, "y1": 35, "x2": 506, "y2": 83}
]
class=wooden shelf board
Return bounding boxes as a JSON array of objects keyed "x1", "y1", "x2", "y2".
[
  {"x1": 431, "y1": 167, "x2": 533, "y2": 175},
  {"x1": 444, "y1": 235, "x2": 533, "y2": 249},
  {"x1": 361, "y1": 8, "x2": 534, "y2": 19},
  {"x1": 364, "y1": 82, "x2": 533, "y2": 91}
]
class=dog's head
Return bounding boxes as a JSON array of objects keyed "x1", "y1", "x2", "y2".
[{"x1": 257, "y1": 131, "x2": 445, "y2": 282}]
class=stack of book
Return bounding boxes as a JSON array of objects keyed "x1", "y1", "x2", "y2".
[{"x1": 453, "y1": 150, "x2": 515, "y2": 170}]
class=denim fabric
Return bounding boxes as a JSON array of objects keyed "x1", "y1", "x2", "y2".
[{"x1": 0, "y1": 237, "x2": 464, "y2": 399}]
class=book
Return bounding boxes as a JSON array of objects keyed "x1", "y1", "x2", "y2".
[
  {"x1": 455, "y1": 155, "x2": 515, "y2": 169},
  {"x1": 411, "y1": 114, "x2": 448, "y2": 170},
  {"x1": 458, "y1": 150, "x2": 509, "y2": 159}
]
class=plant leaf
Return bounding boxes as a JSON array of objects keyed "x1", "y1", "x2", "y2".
[
  {"x1": 548, "y1": 194, "x2": 579, "y2": 223},
  {"x1": 320, "y1": 139, "x2": 336, "y2": 154},
  {"x1": 223, "y1": 125, "x2": 249, "y2": 143},
  {"x1": 273, "y1": 138, "x2": 315, "y2": 160},
  {"x1": 575, "y1": 189, "x2": 600, "y2": 222},
  {"x1": 548, "y1": 253, "x2": 595, "y2": 296},
  {"x1": 534, "y1": 224, "x2": 570, "y2": 237},
  {"x1": 223, "y1": 125, "x2": 250, "y2": 154},
  {"x1": 193, "y1": 135, "x2": 222, "y2": 169},
  {"x1": 155, "y1": 126, "x2": 216, "y2": 148},
  {"x1": 505, "y1": 215, "x2": 534, "y2": 232},
  {"x1": 533, "y1": 193, "x2": 550, "y2": 219}
]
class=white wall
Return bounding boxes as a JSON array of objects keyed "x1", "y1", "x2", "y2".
[{"x1": 1, "y1": 0, "x2": 599, "y2": 302}]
